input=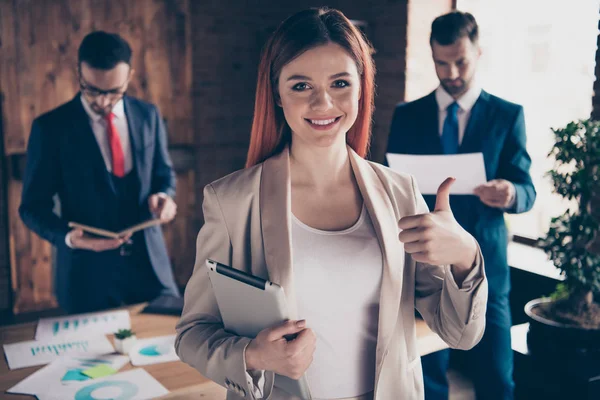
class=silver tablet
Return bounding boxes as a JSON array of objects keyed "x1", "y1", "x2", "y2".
[{"x1": 206, "y1": 259, "x2": 312, "y2": 399}]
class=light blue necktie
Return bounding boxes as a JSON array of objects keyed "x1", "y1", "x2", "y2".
[{"x1": 441, "y1": 102, "x2": 459, "y2": 154}]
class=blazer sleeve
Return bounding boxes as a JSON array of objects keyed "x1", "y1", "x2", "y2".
[
  {"x1": 411, "y1": 176, "x2": 489, "y2": 350},
  {"x1": 150, "y1": 106, "x2": 176, "y2": 198},
  {"x1": 19, "y1": 119, "x2": 70, "y2": 246},
  {"x1": 497, "y1": 106, "x2": 536, "y2": 214},
  {"x1": 175, "y1": 184, "x2": 275, "y2": 400}
]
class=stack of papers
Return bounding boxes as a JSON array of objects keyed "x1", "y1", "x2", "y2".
[{"x1": 3, "y1": 310, "x2": 175, "y2": 399}]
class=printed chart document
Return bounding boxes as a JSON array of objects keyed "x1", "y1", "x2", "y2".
[
  {"x1": 68, "y1": 218, "x2": 162, "y2": 239},
  {"x1": 386, "y1": 152, "x2": 487, "y2": 195},
  {"x1": 3, "y1": 336, "x2": 114, "y2": 370},
  {"x1": 35, "y1": 310, "x2": 131, "y2": 340},
  {"x1": 36, "y1": 369, "x2": 169, "y2": 400},
  {"x1": 129, "y1": 334, "x2": 179, "y2": 366},
  {"x1": 7, "y1": 354, "x2": 128, "y2": 396}
]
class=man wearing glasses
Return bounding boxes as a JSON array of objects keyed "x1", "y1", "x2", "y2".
[{"x1": 19, "y1": 31, "x2": 180, "y2": 313}]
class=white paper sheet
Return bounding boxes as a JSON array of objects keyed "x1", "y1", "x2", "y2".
[
  {"x1": 128, "y1": 334, "x2": 179, "y2": 366},
  {"x1": 35, "y1": 310, "x2": 131, "y2": 340},
  {"x1": 7, "y1": 354, "x2": 129, "y2": 395},
  {"x1": 36, "y1": 369, "x2": 169, "y2": 400},
  {"x1": 386, "y1": 152, "x2": 487, "y2": 195},
  {"x1": 3, "y1": 336, "x2": 114, "y2": 370}
]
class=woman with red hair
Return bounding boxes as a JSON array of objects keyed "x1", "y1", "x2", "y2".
[{"x1": 176, "y1": 8, "x2": 487, "y2": 400}]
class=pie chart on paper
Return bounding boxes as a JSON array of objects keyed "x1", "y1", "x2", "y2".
[
  {"x1": 129, "y1": 335, "x2": 179, "y2": 366},
  {"x1": 138, "y1": 344, "x2": 171, "y2": 357}
]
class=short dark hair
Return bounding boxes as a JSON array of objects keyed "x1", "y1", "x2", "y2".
[
  {"x1": 430, "y1": 11, "x2": 478, "y2": 46},
  {"x1": 78, "y1": 31, "x2": 132, "y2": 70}
]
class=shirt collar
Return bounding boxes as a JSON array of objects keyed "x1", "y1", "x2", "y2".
[
  {"x1": 80, "y1": 95, "x2": 125, "y2": 122},
  {"x1": 435, "y1": 83, "x2": 482, "y2": 113}
]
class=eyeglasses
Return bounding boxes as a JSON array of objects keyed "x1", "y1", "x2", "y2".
[{"x1": 79, "y1": 76, "x2": 129, "y2": 99}]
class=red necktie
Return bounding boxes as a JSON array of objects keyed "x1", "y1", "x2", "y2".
[{"x1": 105, "y1": 113, "x2": 125, "y2": 177}]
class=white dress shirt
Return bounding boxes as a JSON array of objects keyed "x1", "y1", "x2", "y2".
[
  {"x1": 80, "y1": 96, "x2": 133, "y2": 175},
  {"x1": 435, "y1": 84, "x2": 482, "y2": 145}
]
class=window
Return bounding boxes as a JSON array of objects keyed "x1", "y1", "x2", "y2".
[{"x1": 457, "y1": 0, "x2": 599, "y2": 240}]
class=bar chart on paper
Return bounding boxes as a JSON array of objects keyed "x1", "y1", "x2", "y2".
[
  {"x1": 35, "y1": 310, "x2": 131, "y2": 340},
  {"x1": 3, "y1": 336, "x2": 115, "y2": 369}
]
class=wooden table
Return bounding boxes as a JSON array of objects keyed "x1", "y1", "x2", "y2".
[{"x1": 1, "y1": 305, "x2": 446, "y2": 399}]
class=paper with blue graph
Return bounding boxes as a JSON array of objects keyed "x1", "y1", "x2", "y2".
[
  {"x1": 128, "y1": 334, "x2": 179, "y2": 366},
  {"x1": 34, "y1": 369, "x2": 169, "y2": 400},
  {"x1": 7, "y1": 354, "x2": 128, "y2": 396},
  {"x1": 35, "y1": 310, "x2": 131, "y2": 340},
  {"x1": 3, "y1": 336, "x2": 114, "y2": 369}
]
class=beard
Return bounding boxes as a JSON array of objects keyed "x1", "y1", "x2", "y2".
[{"x1": 441, "y1": 78, "x2": 467, "y2": 96}]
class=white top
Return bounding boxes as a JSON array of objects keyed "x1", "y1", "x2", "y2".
[
  {"x1": 291, "y1": 206, "x2": 383, "y2": 399},
  {"x1": 80, "y1": 96, "x2": 133, "y2": 174},
  {"x1": 435, "y1": 84, "x2": 482, "y2": 145}
]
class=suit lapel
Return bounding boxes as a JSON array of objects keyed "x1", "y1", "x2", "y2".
[
  {"x1": 69, "y1": 94, "x2": 116, "y2": 195},
  {"x1": 260, "y1": 148, "x2": 298, "y2": 319},
  {"x1": 423, "y1": 92, "x2": 443, "y2": 154},
  {"x1": 348, "y1": 149, "x2": 404, "y2": 379},
  {"x1": 460, "y1": 90, "x2": 490, "y2": 153},
  {"x1": 123, "y1": 96, "x2": 145, "y2": 202}
]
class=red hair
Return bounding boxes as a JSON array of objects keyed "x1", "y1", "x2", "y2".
[{"x1": 245, "y1": 8, "x2": 376, "y2": 168}]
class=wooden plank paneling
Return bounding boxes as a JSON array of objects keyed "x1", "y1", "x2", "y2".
[
  {"x1": 0, "y1": 0, "x2": 26, "y2": 154},
  {"x1": 8, "y1": 180, "x2": 57, "y2": 312}
]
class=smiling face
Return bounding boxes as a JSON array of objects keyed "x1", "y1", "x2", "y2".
[{"x1": 277, "y1": 42, "x2": 361, "y2": 151}]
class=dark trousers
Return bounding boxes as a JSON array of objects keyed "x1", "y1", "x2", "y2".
[
  {"x1": 422, "y1": 292, "x2": 515, "y2": 400},
  {"x1": 66, "y1": 232, "x2": 163, "y2": 314}
]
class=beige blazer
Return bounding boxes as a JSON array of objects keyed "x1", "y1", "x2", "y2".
[{"x1": 175, "y1": 147, "x2": 488, "y2": 400}]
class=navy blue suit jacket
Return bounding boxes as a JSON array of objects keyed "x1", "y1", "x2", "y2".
[
  {"x1": 387, "y1": 90, "x2": 536, "y2": 297},
  {"x1": 19, "y1": 94, "x2": 179, "y2": 310}
]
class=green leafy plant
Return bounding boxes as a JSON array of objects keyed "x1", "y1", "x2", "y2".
[
  {"x1": 114, "y1": 328, "x2": 135, "y2": 340},
  {"x1": 540, "y1": 119, "x2": 600, "y2": 320}
]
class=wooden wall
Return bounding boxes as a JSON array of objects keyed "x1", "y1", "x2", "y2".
[{"x1": 0, "y1": 0, "x2": 195, "y2": 313}]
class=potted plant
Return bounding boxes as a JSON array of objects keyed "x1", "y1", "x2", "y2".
[
  {"x1": 114, "y1": 329, "x2": 137, "y2": 354},
  {"x1": 525, "y1": 118, "x2": 600, "y2": 356}
]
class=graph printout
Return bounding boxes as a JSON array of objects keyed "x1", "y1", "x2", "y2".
[
  {"x1": 35, "y1": 310, "x2": 131, "y2": 340},
  {"x1": 129, "y1": 335, "x2": 179, "y2": 366},
  {"x1": 7, "y1": 354, "x2": 128, "y2": 395},
  {"x1": 36, "y1": 369, "x2": 169, "y2": 400},
  {"x1": 3, "y1": 336, "x2": 114, "y2": 370}
]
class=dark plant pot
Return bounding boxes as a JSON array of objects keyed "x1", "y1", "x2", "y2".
[{"x1": 524, "y1": 298, "x2": 600, "y2": 360}]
